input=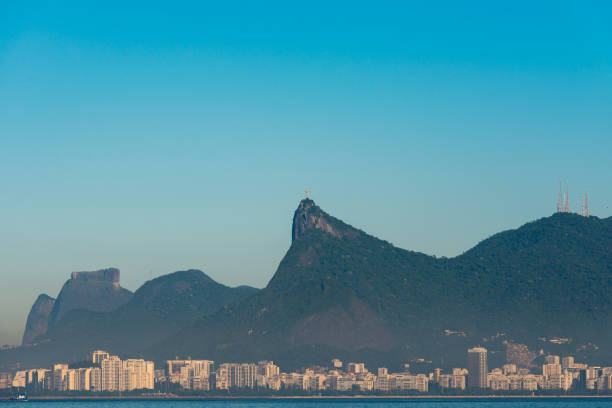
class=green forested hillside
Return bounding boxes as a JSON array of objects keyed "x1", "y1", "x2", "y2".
[{"x1": 151, "y1": 200, "x2": 612, "y2": 370}]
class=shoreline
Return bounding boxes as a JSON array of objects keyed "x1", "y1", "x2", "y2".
[{"x1": 24, "y1": 395, "x2": 612, "y2": 400}]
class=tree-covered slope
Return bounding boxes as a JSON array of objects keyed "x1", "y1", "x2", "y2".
[{"x1": 151, "y1": 200, "x2": 612, "y2": 370}]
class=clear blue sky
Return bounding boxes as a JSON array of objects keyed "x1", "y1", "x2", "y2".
[{"x1": 1, "y1": 1, "x2": 610, "y2": 345}]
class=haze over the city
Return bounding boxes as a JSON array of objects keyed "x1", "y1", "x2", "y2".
[{"x1": 1, "y1": 1, "x2": 611, "y2": 345}]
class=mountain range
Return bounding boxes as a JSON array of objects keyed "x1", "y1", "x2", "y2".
[
  {"x1": 1, "y1": 198, "x2": 610, "y2": 371},
  {"x1": 22, "y1": 268, "x2": 133, "y2": 346},
  {"x1": 6, "y1": 269, "x2": 257, "y2": 368}
]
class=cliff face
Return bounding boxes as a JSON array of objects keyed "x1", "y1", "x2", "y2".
[
  {"x1": 70, "y1": 269, "x2": 120, "y2": 289},
  {"x1": 47, "y1": 268, "x2": 133, "y2": 329},
  {"x1": 22, "y1": 294, "x2": 55, "y2": 345},
  {"x1": 291, "y1": 199, "x2": 360, "y2": 242}
]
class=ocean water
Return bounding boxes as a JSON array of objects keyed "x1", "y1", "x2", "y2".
[{"x1": 16, "y1": 400, "x2": 612, "y2": 408}]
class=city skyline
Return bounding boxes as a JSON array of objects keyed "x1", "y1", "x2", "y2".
[
  {"x1": 1, "y1": 2, "x2": 611, "y2": 347},
  {"x1": 4, "y1": 346, "x2": 612, "y2": 395}
]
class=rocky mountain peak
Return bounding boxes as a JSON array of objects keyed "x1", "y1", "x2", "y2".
[
  {"x1": 291, "y1": 199, "x2": 359, "y2": 242},
  {"x1": 71, "y1": 268, "x2": 121, "y2": 289},
  {"x1": 47, "y1": 268, "x2": 133, "y2": 330},
  {"x1": 22, "y1": 294, "x2": 56, "y2": 345}
]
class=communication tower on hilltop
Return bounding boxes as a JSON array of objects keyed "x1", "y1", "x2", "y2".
[
  {"x1": 557, "y1": 181, "x2": 570, "y2": 213},
  {"x1": 564, "y1": 181, "x2": 570, "y2": 213},
  {"x1": 557, "y1": 181, "x2": 563, "y2": 213},
  {"x1": 555, "y1": 181, "x2": 590, "y2": 217}
]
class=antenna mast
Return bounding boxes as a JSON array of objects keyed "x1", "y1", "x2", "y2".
[
  {"x1": 565, "y1": 181, "x2": 570, "y2": 213},
  {"x1": 585, "y1": 190, "x2": 589, "y2": 217},
  {"x1": 557, "y1": 181, "x2": 562, "y2": 213}
]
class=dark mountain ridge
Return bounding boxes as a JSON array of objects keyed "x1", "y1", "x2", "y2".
[
  {"x1": 151, "y1": 200, "x2": 611, "y2": 370},
  {"x1": 3, "y1": 270, "x2": 257, "y2": 369}
]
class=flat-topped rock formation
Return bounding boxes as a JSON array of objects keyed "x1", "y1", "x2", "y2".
[{"x1": 22, "y1": 268, "x2": 133, "y2": 345}]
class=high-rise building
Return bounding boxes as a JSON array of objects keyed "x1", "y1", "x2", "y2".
[
  {"x1": 101, "y1": 356, "x2": 122, "y2": 391},
  {"x1": 11, "y1": 371, "x2": 26, "y2": 388},
  {"x1": 123, "y1": 359, "x2": 155, "y2": 390},
  {"x1": 239, "y1": 363, "x2": 257, "y2": 388},
  {"x1": 467, "y1": 347, "x2": 488, "y2": 388},
  {"x1": 216, "y1": 364, "x2": 229, "y2": 390},
  {"x1": 66, "y1": 369, "x2": 78, "y2": 391},
  {"x1": 25, "y1": 368, "x2": 49, "y2": 391},
  {"x1": 100, "y1": 356, "x2": 154, "y2": 391},
  {"x1": 545, "y1": 355, "x2": 560, "y2": 365},
  {"x1": 347, "y1": 363, "x2": 366, "y2": 374},
  {"x1": 502, "y1": 364, "x2": 517, "y2": 375},
  {"x1": 257, "y1": 361, "x2": 280, "y2": 378},
  {"x1": 90, "y1": 368, "x2": 102, "y2": 392},
  {"x1": 217, "y1": 363, "x2": 257, "y2": 389},
  {"x1": 543, "y1": 363, "x2": 562, "y2": 378},
  {"x1": 0, "y1": 373, "x2": 12, "y2": 389},
  {"x1": 395, "y1": 374, "x2": 429, "y2": 392},
  {"x1": 52, "y1": 364, "x2": 69, "y2": 391},
  {"x1": 90, "y1": 350, "x2": 110, "y2": 364},
  {"x1": 166, "y1": 359, "x2": 214, "y2": 390},
  {"x1": 562, "y1": 356, "x2": 575, "y2": 369}
]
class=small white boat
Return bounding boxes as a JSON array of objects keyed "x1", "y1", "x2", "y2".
[{"x1": 4, "y1": 394, "x2": 28, "y2": 402}]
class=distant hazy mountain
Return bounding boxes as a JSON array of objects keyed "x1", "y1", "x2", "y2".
[
  {"x1": 22, "y1": 295, "x2": 55, "y2": 345},
  {"x1": 5, "y1": 270, "x2": 257, "y2": 368},
  {"x1": 150, "y1": 199, "x2": 611, "y2": 370},
  {"x1": 22, "y1": 268, "x2": 132, "y2": 345}
]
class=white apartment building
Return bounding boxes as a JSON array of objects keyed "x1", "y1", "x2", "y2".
[
  {"x1": 216, "y1": 363, "x2": 257, "y2": 389},
  {"x1": 347, "y1": 363, "x2": 366, "y2": 374},
  {"x1": 11, "y1": 371, "x2": 26, "y2": 388},
  {"x1": 166, "y1": 359, "x2": 214, "y2": 390},
  {"x1": 394, "y1": 374, "x2": 429, "y2": 393},
  {"x1": 101, "y1": 355, "x2": 154, "y2": 392},
  {"x1": 90, "y1": 350, "x2": 110, "y2": 364},
  {"x1": 438, "y1": 374, "x2": 466, "y2": 390},
  {"x1": 101, "y1": 356, "x2": 122, "y2": 391},
  {"x1": 52, "y1": 364, "x2": 69, "y2": 391},
  {"x1": 542, "y1": 363, "x2": 562, "y2": 377}
]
